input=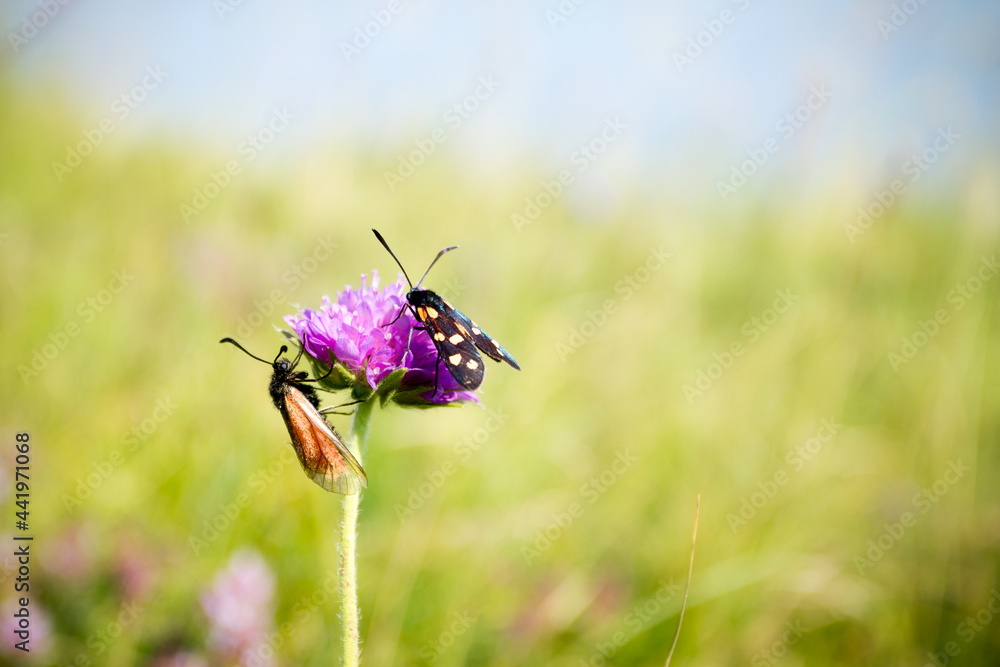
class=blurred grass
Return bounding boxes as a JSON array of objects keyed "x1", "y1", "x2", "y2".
[{"x1": 1, "y1": 82, "x2": 999, "y2": 666}]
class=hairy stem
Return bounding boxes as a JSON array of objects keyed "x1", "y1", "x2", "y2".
[{"x1": 340, "y1": 398, "x2": 374, "y2": 667}]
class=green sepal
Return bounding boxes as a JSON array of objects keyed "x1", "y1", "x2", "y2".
[
  {"x1": 391, "y1": 386, "x2": 472, "y2": 408},
  {"x1": 373, "y1": 367, "x2": 408, "y2": 407}
]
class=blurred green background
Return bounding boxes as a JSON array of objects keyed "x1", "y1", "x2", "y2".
[{"x1": 3, "y1": 2, "x2": 1000, "y2": 665}]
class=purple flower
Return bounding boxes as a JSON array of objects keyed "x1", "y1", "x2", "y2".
[
  {"x1": 284, "y1": 270, "x2": 478, "y2": 404},
  {"x1": 113, "y1": 534, "x2": 157, "y2": 601},
  {"x1": 201, "y1": 550, "x2": 275, "y2": 667},
  {"x1": 39, "y1": 523, "x2": 97, "y2": 584},
  {"x1": 0, "y1": 598, "x2": 51, "y2": 658}
]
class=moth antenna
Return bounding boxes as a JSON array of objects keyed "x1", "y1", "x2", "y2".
[
  {"x1": 220, "y1": 337, "x2": 274, "y2": 365},
  {"x1": 372, "y1": 229, "x2": 413, "y2": 289},
  {"x1": 275, "y1": 345, "x2": 289, "y2": 365},
  {"x1": 415, "y1": 245, "x2": 459, "y2": 289}
]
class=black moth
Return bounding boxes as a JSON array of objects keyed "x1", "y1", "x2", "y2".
[
  {"x1": 373, "y1": 229, "x2": 520, "y2": 395},
  {"x1": 219, "y1": 337, "x2": 367, "y2": 495}
]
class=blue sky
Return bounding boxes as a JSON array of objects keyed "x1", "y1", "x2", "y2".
[{"x1": 3, "y1": 0, "x2": 998, "y2": 209}]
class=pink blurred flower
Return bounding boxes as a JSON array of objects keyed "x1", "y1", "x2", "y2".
[
  {"x1": 0, "y1": 598, "x2": 52, "y2": 659},
  {"x1": 201, "y1": 549, "x2": 276, "y2": 667},
  {"x1": 113, "y1": 535, "x2": 157, "y2": 601},
  {"x1": 38, "y1": 523, "x2": 97, "y2": 584}
]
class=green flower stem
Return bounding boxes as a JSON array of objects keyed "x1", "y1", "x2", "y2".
[{"x1": 340, "y1": 398, "x2": 374, "y2": 667}]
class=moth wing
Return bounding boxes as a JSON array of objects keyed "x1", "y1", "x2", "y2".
[
  {"x1": 283, "y1": 387, "x2": 368, "y2": 495},
  {"x1": 442, "y1": 302, "x2": 521, "y2": 371},
  {"x1": 417, "y1": 304, "x2": 486, "y2": 390}
]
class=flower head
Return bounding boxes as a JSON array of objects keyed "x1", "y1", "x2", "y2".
[
  {"x1": 39, "y1": 522, "x2": 97, "y2": 584},
  {"x1": 0, "y1": 598, "x2": 51, "y2": 658},
  {"x1": 201, "y1": 550, "x2": 275, "y2": 666},
  {"x1": 284, "y1": 271, "x2": 478, "y2": 405}
]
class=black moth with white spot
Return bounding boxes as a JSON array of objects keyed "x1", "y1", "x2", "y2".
[{"x1": 373, "y1": 229, "x2": 520, "y2": 395}]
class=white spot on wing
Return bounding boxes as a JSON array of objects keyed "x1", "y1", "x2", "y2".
[{"x1": 448, "y1": 353, "x2": 462, "y2": 365}]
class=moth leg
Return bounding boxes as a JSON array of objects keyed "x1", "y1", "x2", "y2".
[
  {"x1": 431, "y1": 348, "x2": 442, "y2": 399},
  {"x1": 319, "y1": 399, "x2": 363, "y2": 415},
  {"x1": 404, "y1": 324, "x2": 418, "y2": 353},
  {"x1": 299, "y1": 352, "x2": 339, "y2": 383},
  {"x1": 383, "y1": 304, "x2": 408, "y2": 327}
]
